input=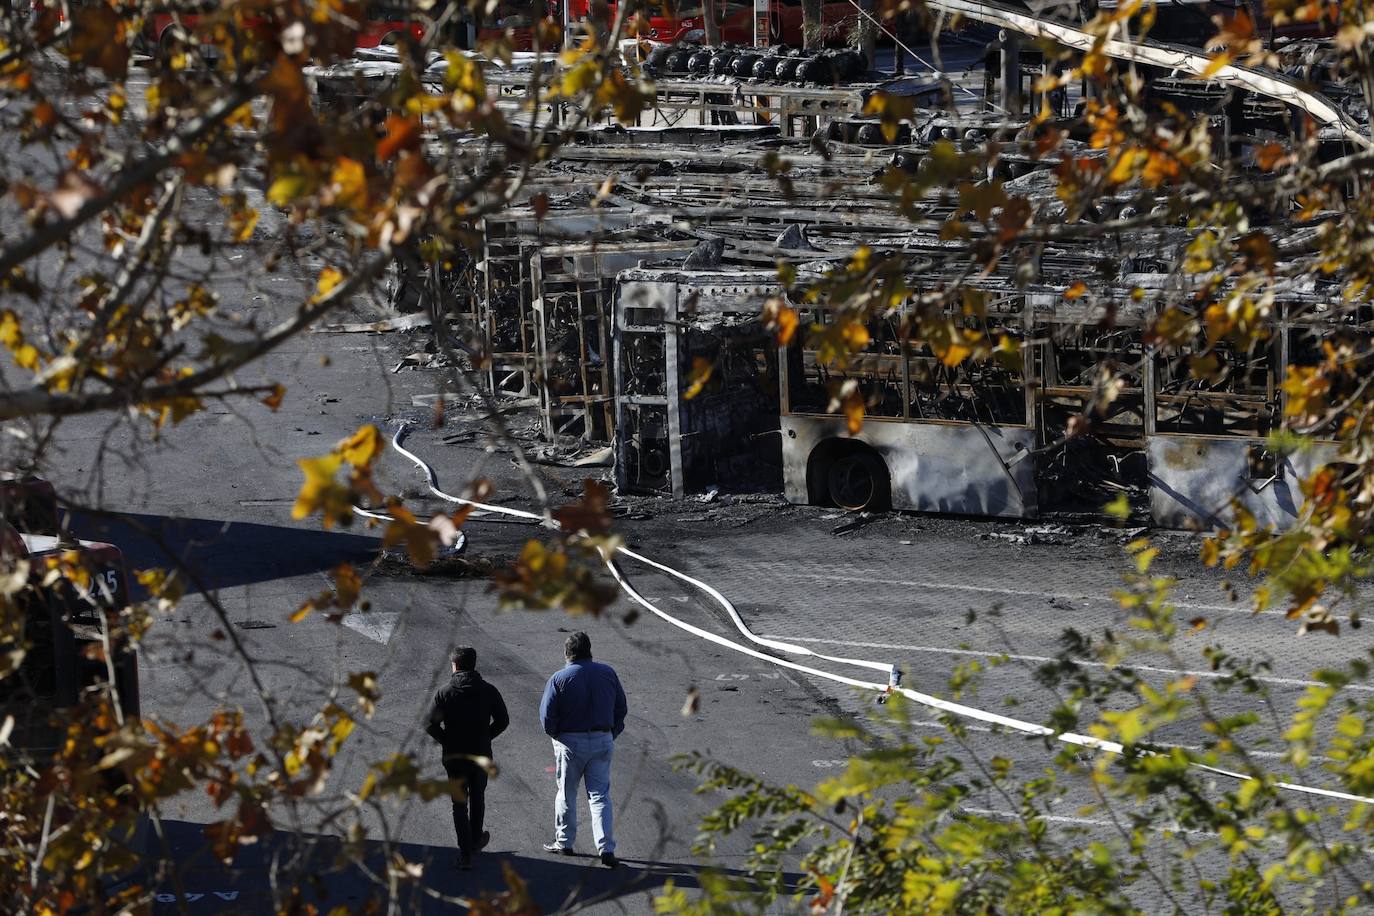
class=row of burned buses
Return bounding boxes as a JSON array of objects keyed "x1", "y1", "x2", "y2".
[{"x1": 608, "y1": 268, "x2": 1344, "y2": 530}]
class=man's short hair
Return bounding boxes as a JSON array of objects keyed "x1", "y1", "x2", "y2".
[
  {"x1": 564, "y1": 631, "x2": 591, "y2": 661},
  {"x1": 451, "y1": 646, "x2": 477, "y2": 671}
]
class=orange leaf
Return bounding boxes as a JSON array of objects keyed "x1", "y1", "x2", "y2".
[
  {"x1": 833, "y1": 381, "x2": 865, "y2": 434},
  {"x1": 762, "y1": 297, "x2": 799, "y2": 346},
  {"x1": 1255, "y1": 143, "x2": 1287, "y2": 171},
  {"x1": 1064, "y1": 281, "x2": 1088, "y2": 300},
  {"x1": 261, "y1": 383, "x2": 285, "y2": 411},
  {"x1": 377, "y1": 115, "x2": 420, "y2": 162}
]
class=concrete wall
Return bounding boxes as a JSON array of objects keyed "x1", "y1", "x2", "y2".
[
  {"x1": 782, "y1": 415, "x2": 1038, "y2": 518},
  {"x1": 1147, "y1": 436, "x2": 1340, "y2": 529}
]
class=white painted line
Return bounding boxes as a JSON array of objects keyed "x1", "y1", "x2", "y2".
[
  {"x1": 778, "y1": 570, "x2": 1265, "y2": 617},
  {"x1": 959, "y1": 806, "x2": 1217, "y2": 837},
  {"x1": 765, "y1": 634, "x2": 1374, "y2": 693},
  {"x1": 342, "y1": 611, "x2": 399, "y2": 644},
  {"x1": 905, "y1": 719, "x2": 1324, "y2": 762}
]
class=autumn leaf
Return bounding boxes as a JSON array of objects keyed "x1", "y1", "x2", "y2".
[
  {"x1": 762, "y1": 297, "x2": 800, "y2": 346},
  {"x1": 292, "y1": 453, "x2": 352, "y2": 528},
  {"x1": 330, "y1": 157, "x2": 368, "y2": 211},
  {"x1": 382, "y1": 502, "x2": 440, "y2": 568},
  {"x1": 958, "y1": 180, "x2": 1006, "y2": 222},
  {"x1": 862, "y1": 91, "x2": 915, "y2": 143},
  {"x1": 337, "y1": 424, "x2": 382, "y2": 469},
  {"x1": 315, "y1": 267, "x2": 344, "y2": 300},
  {"x1": 826, "y1": 379, "x2": 866, "y2": 435},
  {"x1": 261, "y1": 384, "x2": 285, "y2": 411},
  {"x1": 377, "y1": 115, "x2": 421, "y2": 161},
  {"x1": 348, "y1": 671, "x2": 380, "y2": 718},
  {"x1": 1065, "y1": 282, "x2": 1088, "y2": 300},
  {"x1": 1200, "y1": 51, "x2": 1233, "y2": 78},
  {"x1": 494, "y1": 538, "x2": 620, "y2": 615},
  {"x1": 227, "y1": 205, "x2": 259, "y2": 243},
  {"x1": 1238, "y1": 232, "x2": 1276, "y2": 273},
  {"x1": 68, "y1": 3, "x2": 130, "y2": 78},
  {"x1": 555, "y1": 480, "x2": 612, "y2": 535},
  {"x1": 683, "y1": 356, "x2": 714, "y2": 400},
  {"x1": 1255, "y1": 142, "x2": 1287, "y2": 171},
  {"x1": 292, "y1": 562, "x2": 363, "y2": 622},
  {"x1": 1183, "y1": 231, "x2": 1217, "y2": 274},
  {"x1": 263, "y1": 55, "x2": 311, "y2": 136},
  {"x1": 267, "y1": 166, "x2": 315, "y2": 207},
  {"x1": 1108, "y1": 149, "x2": 1146, "y2": 185}
]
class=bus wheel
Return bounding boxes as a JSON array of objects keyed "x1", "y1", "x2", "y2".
[{"x1": 827, "y1": 449, "x2": 889, "y2": 512}]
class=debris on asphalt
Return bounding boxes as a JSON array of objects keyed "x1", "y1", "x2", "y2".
[
  {"x1": 831, "y1": 514, "x2": 873, "y2": 536},
  {"x1": 315, "y1": 313, "x2": 433, "y2": 333}
]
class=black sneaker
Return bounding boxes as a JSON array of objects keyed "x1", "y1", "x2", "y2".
[
  {"x1": 600, "y1": 852, "x2": 619, "y2": 868},
  {"x1": 478, "y1": 831, "x2": 491, "y2": 851},
  {"x1": 542, "y1": 841, "x2": 574, "y2": 855}
]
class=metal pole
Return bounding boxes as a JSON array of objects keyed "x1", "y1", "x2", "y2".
[{"x1": 999, "y1": 28, "x2": 1021, "y2": 116}]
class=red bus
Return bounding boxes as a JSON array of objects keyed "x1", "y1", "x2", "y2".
[{"x1": 142, "y1": 5, "x2": 426, "y2": 57}]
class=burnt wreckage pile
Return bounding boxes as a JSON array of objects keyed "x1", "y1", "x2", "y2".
[{"x1": 367, "y1": 28, "x2": 1369, "y2": 530}]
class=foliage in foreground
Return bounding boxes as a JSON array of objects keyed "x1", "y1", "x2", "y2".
[{"x1": 662, "y1": 549, "x2": 1374, "y2": 914}]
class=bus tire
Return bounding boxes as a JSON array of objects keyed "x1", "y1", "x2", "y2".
[{"x1": 810, "y1": 440, "x2": 890, "y2": 512}]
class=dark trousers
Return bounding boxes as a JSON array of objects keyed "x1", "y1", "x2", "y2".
[{"x1": 444, "y1": 758, "x2": 488, "y2": 855}]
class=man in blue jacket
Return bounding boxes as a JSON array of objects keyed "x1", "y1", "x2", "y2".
[{"x1": 539, "y1": 631, "x2": 628, "y2": 868}]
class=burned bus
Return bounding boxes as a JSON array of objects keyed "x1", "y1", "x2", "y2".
[
  {"x1": 609, "y1": 265, "x2": 1341, "y2": 529},
  {"x1": 779, "y1": 282, "x2": 1341, "y2": 527}
]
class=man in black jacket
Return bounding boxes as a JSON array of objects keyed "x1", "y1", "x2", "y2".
[{"x1": 425, "y1": 646, "x2": 510, "y2": 868}]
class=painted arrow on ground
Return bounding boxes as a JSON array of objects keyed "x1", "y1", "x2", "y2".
[{"x1": 342, "y1": 611, "x2": 399, "y2": 644}]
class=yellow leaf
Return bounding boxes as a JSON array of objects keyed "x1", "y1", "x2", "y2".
[
  {"x1": 1064, "y1": 281, "x2": 1088, "y2": 300},
  {"x1": 1108, "y1": 149, "x2": 1145, "y2": 185},
  {"x1": 939, "y1": 343, "x2": 972, "y2": 368},
  {"x1": 267, "y1": 173, "x2": 309, "y2": 207},
  {"x1": 683, "y1": 357, "x2": 713, "y2": 400},
  {"x1": 12, "y1": 343, "x2": 39, "y2": 371},
  {"x1": 1200, "y1": 51, "x2": 1233, "y2": 78},
  {"x1": 316, "y1": 267, "x2": 344, "y2": 300},
  {"x1": 292, "y1": 453, "x2": 351, "y2": 527},
  {"x1": 841, "y1": 319, "x2": 870, "y2": 352},
  {"x1": 324, "y1": 161, "x2": 362, "y2": 212},
  {"x1": 336, "y1": 424, "x2": 382, "y2": 469},
  {"x1": 228, "y1": 206, "x2": 258, "y2": 243}
]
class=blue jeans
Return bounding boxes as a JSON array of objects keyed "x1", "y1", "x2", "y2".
[{"x1": 552, "y1": 732, "x2": 614, "y2": 853}]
